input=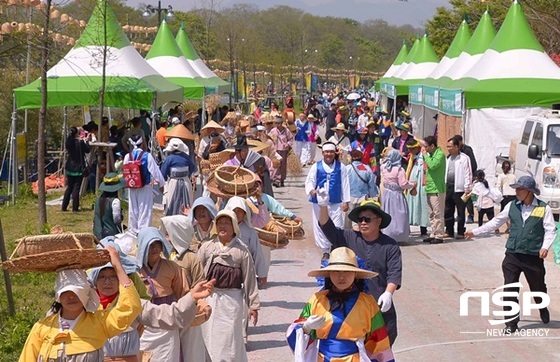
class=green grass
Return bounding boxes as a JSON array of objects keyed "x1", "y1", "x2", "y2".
[{"x1": 0, "y1": 187, "x2": 112, "y2": 360}]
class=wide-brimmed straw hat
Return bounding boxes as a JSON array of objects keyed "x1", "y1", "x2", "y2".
[
  {"x1": 330, "y1": 123, "x2": 348, "y2": 132},
  {"x1": 396, "y1": 122, "x2": 411, "y2": 133},
  {"x1": 247, "y1": 139, "x2": 269, "y2": 153},
  {"x1": 165, "y1": 124, "x2": 195, "y2": 140},
  {"x1": 228, "y1": 134, "x2": 256, "y2": 150},
  {"x1": 307, "y1": 247, "x2": 378, "y2": 279},
  {"x1": 99, "y1": 172, "x2": 125, "y2": 192},
  {"x1": 201, "y1": 120, "x2": 225, "y2": 134},
  {"x1": 347, "y1": 199, "x2": 392, "y2": 229}
]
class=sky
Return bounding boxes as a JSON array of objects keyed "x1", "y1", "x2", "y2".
[{"x1": 125, "y1": 0, "x2": 451, "y2": 28}]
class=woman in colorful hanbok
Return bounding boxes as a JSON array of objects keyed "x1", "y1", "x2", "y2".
[{"x1": 286, "y1": 247, "x2": 394, "y2": 362}]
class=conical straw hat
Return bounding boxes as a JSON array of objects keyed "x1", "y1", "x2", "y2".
[{"x1": 165, "y1": 124, "x2": 195, "y2": 141}]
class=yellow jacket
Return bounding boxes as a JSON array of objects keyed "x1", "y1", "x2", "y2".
[{"x1": 19, "y1": 284, "x2": 141, "y2": 362}]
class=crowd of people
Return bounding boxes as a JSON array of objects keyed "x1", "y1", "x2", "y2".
[{"x1": 37, "y1": 86, "x2": 555, "y2": 361}]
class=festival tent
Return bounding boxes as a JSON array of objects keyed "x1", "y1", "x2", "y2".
[
  {"x1": 175, "y1": 23, "x2": 230, "y2": 95},
  {"x1": 375, "y1": 41, "x2": 408, "y2": 92},
  {"x1": 408, "y1": 20, "x2": 471, "y2": 138},
  {"x1": 145, "y1": 20, "x2": 205, "y2": 100},
  {"x1": 446, "y1": 0, "x2": 560, "y2": 179},
  {"x1": 379, "y1": 38, "x2": 419, "y2": 99},
  {"x1": 425, "y1": 10, "x2": 496, "y2": 147},
  {"x1": 388, "y1": 34, "x2": 439, "y2": 136},
  {"x1": 13, "y1": 0, "x2": 183, "y2": 110}
]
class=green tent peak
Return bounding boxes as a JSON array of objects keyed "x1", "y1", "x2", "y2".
[
  {"x1": 489, "y1": 1, "x2": 543, "y2": 52},
  {"x1": 393, "y1": 42, "x2": 409, "y2": 66},
  {"x1": 74, "y1": 0, "x2": 131, "y2": 50},
  {"x1": 412, "y1": 34, "x2": 439, "y2": 64},
  {"x1": 402, "y1": 38, "x2": 420, "y2": 64},
  {"x1": 180, "y1": 21, "x2": 186, "y2": 30},
  {"x1": 444, "y1": 20, "x2": 471, "y2": 59},
  {"x1": 145, "y1": 20, "x2": 183, "y2": 60},
  {"x1": 462, "y1": 10, "x2": 496, "y2": 56},
  {"x1": 176, "y1": 27, "x2": 201, "y2": 60}
]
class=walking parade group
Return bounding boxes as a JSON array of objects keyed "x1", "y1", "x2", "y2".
[{"x1": 18, "y1": 85, "x2": 555, "y2": 362}]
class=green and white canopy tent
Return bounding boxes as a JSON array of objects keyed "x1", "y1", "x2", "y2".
[
  {"x1": 436, "y1": 10, "x2": 496, "y2": 116},
  {"x1": 375, "y1": 41, "x2": 408, "y2": 93},
  {"x1": 379, "y1": 38, "x2": 419, "y2": 99},
  {"x1": 408, "y1": 20, "x2": 471, "y2": 137},
  {"x1": 175, "y1": 23, "x2": 230, "y2": 95},
  {"x1": 145, "y1": 20, "x2": 205, "y2": 100},
  {"x1": 449, "y1": 0, "x2": 560, "y2": 180},
  {"x1": 13, "y1": 0, "x2": 183, "y2": 110}
]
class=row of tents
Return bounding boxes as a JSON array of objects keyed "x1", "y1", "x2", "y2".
[
  {"x1": 13, "y1": 0, "x2": 229, "y2": 111},
  {"x1": 375, "y1": 0, "x2": 560, "y2": 178}
]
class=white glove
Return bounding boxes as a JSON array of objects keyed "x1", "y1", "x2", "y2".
[
  {"x1": 316, "y1": 187, "x2": 329, "y2": 207},
  {"x1": 377, "y1": 291, "x2": 393, "y2": 313},
  {"x1": 303, "y1": 315, "x2": 326, "y2": 333}
]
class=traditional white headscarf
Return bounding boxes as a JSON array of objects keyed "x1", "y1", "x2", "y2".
[
  {"x1": 160, "y1": 215, "x2": 194, "y2": 258},
  {"x1": 164, "y1": 137, "x2": 189, "y2": 155},
  {"x1": 55, "y1": 269, "x2": 100, "y2": 313}
]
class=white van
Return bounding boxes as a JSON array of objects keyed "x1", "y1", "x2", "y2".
[{"x1": 515, "y1": 109, "x2": 560, "y2": 216}]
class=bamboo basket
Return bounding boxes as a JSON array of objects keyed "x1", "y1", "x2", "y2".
[
  {"x1": 209, "y1": 150, "x2": 233, "y2": 171},
  {"x1": 200, "y1": 159, "x2": 211, "y2": 176},
  {"x1": 256, "y1": 227, "x2": 289, "y2": 248},
  {"x1": 271, "y1": 215, "x2": 305, "y2": 240},
  {"x1": 2, "y1": 233, "x2": 109, "y2": 273},
  {"x1": 214, "y1": 166, "x2": 257, "y2": 195}
]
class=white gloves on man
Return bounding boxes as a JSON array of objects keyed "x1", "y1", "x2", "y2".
[
  {"x1": 377, "y1": 291, "x2": 393, "y2": 313},
  {"x1": 303, "y1": 315, "x2": 326, "y2": 333},
  {"x1": 316, "y1": 187, "x2": 329, "y2": 207}
]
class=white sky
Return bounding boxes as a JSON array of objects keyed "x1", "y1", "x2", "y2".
[{"x1": 124, "y1": 0, "x2": 451, "y2": 27}]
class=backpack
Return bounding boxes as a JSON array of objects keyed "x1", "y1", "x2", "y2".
[{"x1": 122, "y1": 150, "x2": 146, "y2": 188}]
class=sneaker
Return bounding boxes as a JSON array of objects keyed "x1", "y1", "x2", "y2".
[
  {"x1": 540, "y1": 307, "x2": 550, "y2": 324},
  {"x1": 423, "y1": 237, "x2": 434, "y2": 243},
  {"x1": 430, "y1": 238, "x2": 444, "y2": 244},
  {"x1": 321, "y1": 253, "x2": 330, "y2": 262},
  {"x1": 466, "y1": 216, "x2": 474, "y2": 224},
  {"x1": 442, "y1": 233, "x2": 453, "y2": 238},
  {"x1": 503, "y1": 323, "x2": 519, "y2": 334}
]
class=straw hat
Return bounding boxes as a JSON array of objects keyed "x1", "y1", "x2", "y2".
[
  {"x1": 201, "y1": 120, "x2": 225, "y2": 134},
  {"x1": 307, "y1": 247, "x2": 378, "y2": 279},
  {"x1": 330, "y1": 123, "x2": 348, "y2": 132},
  {"x1": 165, "y1": 124, "x2": 195, "y2": 140},
  {"x1": 99, "y1": 172, "x2": 125, "y2": 192},
  {"x1": 247, "y1": 139, "x2": 270, "y2": 153},
  {"x1": 261, "y1": 112, "x2": 274, "y2": 124}
]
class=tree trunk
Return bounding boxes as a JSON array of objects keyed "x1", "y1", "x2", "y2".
[{"x1": 37, "y1": 0, "x2": 52, "y2": 227}]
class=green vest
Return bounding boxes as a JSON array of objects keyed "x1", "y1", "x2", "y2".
[
  {"x1": 506, "y1": 199, "x2": 547, "y2": 256},
  {"x1": 93, "y1": 196, "x2": 120, "y2": 240}
]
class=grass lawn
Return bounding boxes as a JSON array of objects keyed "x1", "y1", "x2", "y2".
[{"x1": 0, "y1": 187, "x2": 162, "y2": 361}]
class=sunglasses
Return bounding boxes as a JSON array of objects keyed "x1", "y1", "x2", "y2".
[{"x1": 357, "y1": 216, "x2": 380, "y2": 223}]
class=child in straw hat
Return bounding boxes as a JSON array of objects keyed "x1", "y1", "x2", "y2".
[{"x1": 286, "y1": 247, "x2": 394, "y2": 361}]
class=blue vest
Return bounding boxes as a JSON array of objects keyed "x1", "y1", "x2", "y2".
[
  {"x1": 295, "y1": 121, "x2": 309, "y2": 142},
  {"x1": 131, "y1": 148, "x2": 151, "y2": 185},
  {"x1": 309, "y1": 160, "x2": 342, "y2": 204}
]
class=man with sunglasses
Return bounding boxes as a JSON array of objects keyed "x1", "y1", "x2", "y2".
[
  {"x1": 317, "y1": 199, "x2": 402, "y2": 346},
  {"x1": 305, "y1": 142, "x2": 351, "y2": 262}
]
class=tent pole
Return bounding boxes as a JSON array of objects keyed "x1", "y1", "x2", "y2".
[
  {"x1": 62, "y1": 107, "x2": 68, "y2": 175},
  {"x1": 201, "y1": 90, "x2": 206, "y2": 128},
  {"x1": 11, "y1": 98, "x2": 17, "y2": 204},
  {"x1": 461, "y1": 92, "x2": 466, "y2": 139}
]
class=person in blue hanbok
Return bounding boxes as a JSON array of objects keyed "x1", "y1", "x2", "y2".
[
  {"x1": 405, "y1": 139, "x2": 429, "y2": 236},
  {"x1": 160, "y1": 138, "x2": 196, "y2": 216}
]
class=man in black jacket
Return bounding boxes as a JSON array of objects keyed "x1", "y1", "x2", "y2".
[{"x1": 454, "y1": 135, "x2": 477, "y2": 224}]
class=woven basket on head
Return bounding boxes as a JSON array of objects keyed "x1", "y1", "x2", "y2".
[
  {"x1": 2, "y1": 233, "x2": 109, "y2": 273},
  {"x1": 214, "y1": 165, "x2": 257, "y2": 195},
  {"x1": 272, "y1": 215, "x2": 305, "y2": 240},
  {"x1": 209, "y1": 150, "x2": 233, "y2": 171},
  {"x1": 256, "y1": 227, "x2": 289, "y2": 248}
]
